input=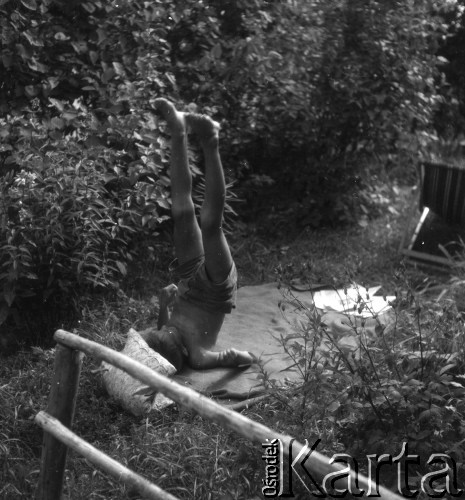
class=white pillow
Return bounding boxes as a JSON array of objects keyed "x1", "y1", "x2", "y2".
[{"x1": 102, "y1": 328, "x2": 176, "y2": 416}]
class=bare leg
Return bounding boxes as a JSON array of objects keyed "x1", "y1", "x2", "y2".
[
  {"x1": 185, "y1": 114, "x2": 233, "y2": 283},
  {"x1": 154, "y1": 99, "x2": 203, "y2": 264}
]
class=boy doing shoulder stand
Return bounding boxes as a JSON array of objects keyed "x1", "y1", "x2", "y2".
[{"x1": 140, "y1": 99, "x2": 254, "y2": 371}]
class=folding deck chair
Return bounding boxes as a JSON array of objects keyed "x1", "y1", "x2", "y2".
[{"x1": 400, "y1": 160, "x2": 465, "y2": 266}]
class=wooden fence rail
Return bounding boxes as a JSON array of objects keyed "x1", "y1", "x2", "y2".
[
  {"x1": 34, "y1": 329, "x2": 403, "y2": 499},
  {"x1": 35, "y1": 411, "x2": 177, "y2": 500}
]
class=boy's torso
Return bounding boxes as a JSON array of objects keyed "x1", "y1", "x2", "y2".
[{"x1": 167, "y1": 297, "x2": 225, "y2": 353}]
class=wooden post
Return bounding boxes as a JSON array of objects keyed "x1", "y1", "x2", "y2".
[
  {"x1": 398, "y1": 186, "x2": 421, "y2": 254},
  {"x1": 35, "y1": 411, "x2": 178, "y2": 500},
  {"x1": 35, "y1": 344, "x2": 84, "y2": 500}
]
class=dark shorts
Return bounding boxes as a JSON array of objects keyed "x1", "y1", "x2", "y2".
[{"x1": 169, "y1": 255, "x2": 237, "y2": 314}]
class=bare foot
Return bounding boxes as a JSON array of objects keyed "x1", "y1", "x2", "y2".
[
  {"x1": 153, "y1": 98, "x2": 186, "y2": 137},
  {"x1": 185, "y1": 113, "x2": 220, "y2": 148},
  {"x1": 217, "y1": 348, "x2": 256, "y2": 368}
]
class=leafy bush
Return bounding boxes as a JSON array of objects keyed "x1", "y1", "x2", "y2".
[
  {"x1": 0, "y1": 0, "x2": 457, "y2": 345},
  {"x1": 435, "y1": 0, "x2": 465, "y2": 138},
  {"x1": 0, "y1": 105, "x2": 175, "y2": 345},
  {"x1": 166, "y1": 0, "x2": 446, "y2": 227},
  {"x1": 267, "y1": 269, "x2": 465, "y2": 492},
  {"x1": 0, "y1": 0, "x2": 217, "y2": 346}
]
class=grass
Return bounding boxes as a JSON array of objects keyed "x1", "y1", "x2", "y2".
[
  {"x1": 231, "y1": 184, "x2": 437, "y2": 289},
  {"x1": 1, "y1": 181, "x2": 464, "y2": 499}
]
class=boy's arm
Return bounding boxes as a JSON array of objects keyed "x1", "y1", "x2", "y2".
[
  {"x1": 157, "y1": 284, "x2": 178, "y2": 330},
  {"x1": 188, "y1": 348, "x2": 255, "y2": 369},
  {"x1": 157, "y1": 303, "x2": 170, "y2": 330}
]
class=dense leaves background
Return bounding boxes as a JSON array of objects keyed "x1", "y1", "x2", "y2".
[{"x1": 1, "y1": 0, "x2": 464, "y2": 346}]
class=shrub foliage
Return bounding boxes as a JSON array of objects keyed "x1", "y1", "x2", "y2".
[
  {"x1": 0, "y1": 0, "x2": 462, "y2": 344},
  {"x1": 0, "y1": 0, "x2": 183, "y2": 343},
  {"x1": 166, "y1": 0, "x2": 448, "y2": 225},
  {"x1": 269, "y1": 271, "x2": 465, "y2": 494}
]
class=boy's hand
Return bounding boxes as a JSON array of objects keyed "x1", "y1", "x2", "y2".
[
  {"x1": 140, "y1": 325, "x2": 186, "y2": 371},
  {"x1": 160, "y1": 284, "x2": 178, "y2": 308}
]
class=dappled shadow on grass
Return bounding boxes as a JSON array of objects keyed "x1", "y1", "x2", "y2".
[
  {"x1": 0, "y1": 349, "x2": 54, "y2": 499},
  {"x1": 230, "y1": 183, "x2": 451, "y2": 293},
  {"x1": 0, "y1": 346, "x2": 265, "y2": 499}
]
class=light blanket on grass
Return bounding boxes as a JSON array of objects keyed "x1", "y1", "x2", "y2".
[
  {"x1": 173, "y1": 282, "x2": 393, "y2": 407},
  {"x1": 103, "y1": 283, "x2": 393, "y2": 415}
]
